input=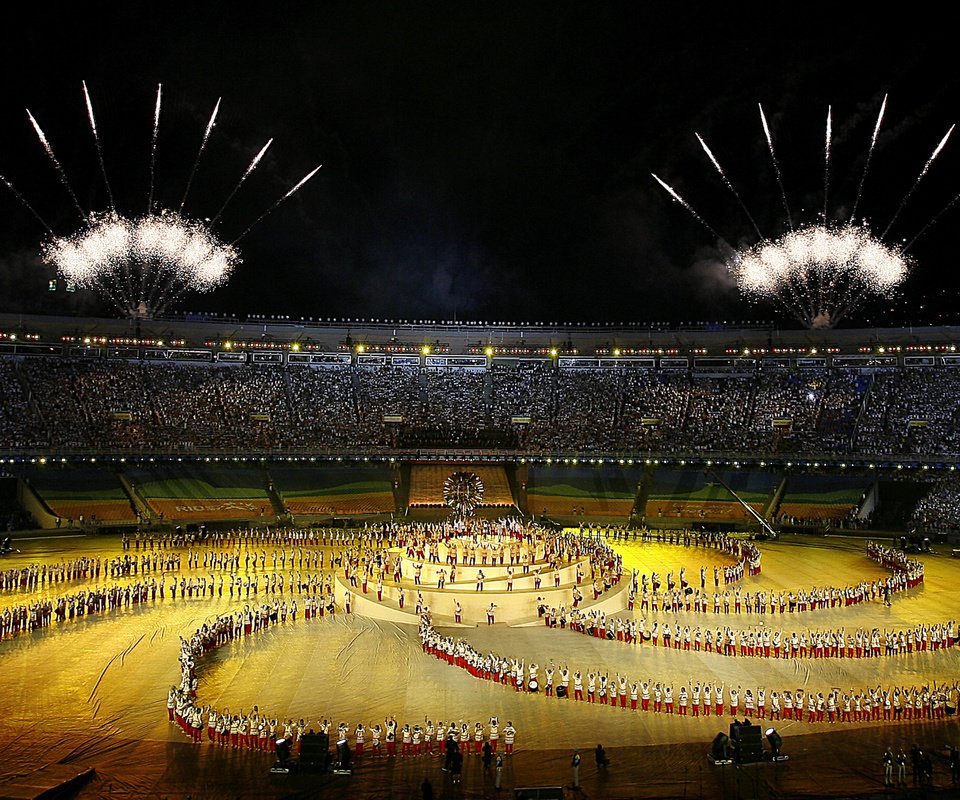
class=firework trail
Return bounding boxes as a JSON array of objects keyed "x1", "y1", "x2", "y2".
[
  {"x1": 902, "y1": 187, "x2": 960, "y2": 252},
  {"x1": 4, "y1": 84, "x2": 322, "y2": 318},
  {"x1": 759, "y1": 104, "x2": 793, "y2": 230},
  {"x1": 232, "y1": 164, "x2": 322, "y2": 243},
  {"x1": 179, "y1": 97, "x2": 221, "y2": 213},
  {"x1": 0, "y1": 173, "x2": 53, "y2": 233},
  {"x1": 212, "y1": 138, "x2": 273, "y2": 223},
  {"x1": 147, "y1": 83, "x2": 162, "y2": 212},
  {"x1": 650, "y1": 173, "x2": 722, "y2": 240},
  {"x1": 883, "y1": 123, "x2": 955, "y2": 237},
  {"x1": 653, "y1": 97, "x2": 951, "y2": 329},
  {"x1": 26, "y1": 109, "x2": 86, "y2": 222},
  {"x1": 82, "y1": 81, "x2": 115, "y2": 210},
  {"x1": 851, "y1": 94, "x2": 887, "y2": 221},
  {"x1": 823, "y1": 106, "x2": 832, "y2": 220},
  {"x1": 695, "y1": 133, "x2": 762, "y2": 238}
]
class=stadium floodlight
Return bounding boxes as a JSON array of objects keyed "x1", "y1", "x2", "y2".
[{"x1": 765, "y1": 728, "x2": 782, "y2": 758}]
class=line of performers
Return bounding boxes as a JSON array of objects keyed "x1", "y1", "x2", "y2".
[
  {"x1": 0, "y1": 573, "x2": 348, "y2": 640},
  {"x1": 162, "y1": 583, "x2": 957, "y2": 767},
  {"x1": 550, "y1": 607, "x2": 958, "y2": 661},
  {"x1": 620, "y1": 542, "x2": 922, "y2": 619},
  {"x1": 417, "y1": 616, "x2": 959, "y2": 726},
  {"x1": 168, "y1": 694, "x2": 519, "y2": 758},
  {"x1": 168, "y1": 604, "x2": 528, "y2": 758}
]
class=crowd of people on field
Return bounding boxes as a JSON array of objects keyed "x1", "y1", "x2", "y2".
[
  {"x1": 417, "y1": 613, "x2": 958, "y2": 725},
  {"x1": 551, "y1": 606, "x2": 956, "y2": 662},
  {"x1": 0, "y1": 510, "x2": 949, "y2": 763}
]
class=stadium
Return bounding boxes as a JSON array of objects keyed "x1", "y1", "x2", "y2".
[
  {"x1": 6, "y1": 313, "x2": 960, "y2": 534},
  {"x1": 1, "y1": 310, "x2": 960, "y2": 799},
  {"x1": 3, "y1": 7, "x2": 960, "y2": 800}
]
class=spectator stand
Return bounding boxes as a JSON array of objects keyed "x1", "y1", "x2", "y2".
[
  {"x1": 644, "y1": 469, "x2": 779, "y2": 527},
  {"x1": 19, "y1": 465, "x2": 137, "y2": 528},
  {"x1": 269, "y1": 463, "x2": 397, "y2": 519},
  {"x1": 124, "y1": 463, "x2": 275, "y2": 523},
  {"x1": 526, "y1": 464, "x2": 641, "y2": 524}
]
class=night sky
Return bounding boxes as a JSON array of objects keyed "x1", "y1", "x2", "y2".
[{"x1": 1, "y1": 4, "x2": 959, "y2": 328}]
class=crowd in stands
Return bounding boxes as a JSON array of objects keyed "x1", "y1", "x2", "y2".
[
  {"x1": 777, "y1": 507, "x2": 872, "y2": 530},
  {"x1": 4, "y1": 357, "x2": 960, "y2": 458},
  {"x1": 0, "y1": 360, "x2": 47, "y2": 449},
  {"x1": 913, "y1": 478, "x2": 960, "y2": 532},
  {"x1": 489, "y1": 363, "x2": 553, "y2": 432},
  {"x1": 285, "y1": 366, "x2": 359, "y2": 447},
  {"x1": 857, "y1": 370, "x2": 960, "y2": 456}
]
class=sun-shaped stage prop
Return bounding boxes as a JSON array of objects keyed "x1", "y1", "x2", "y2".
[{"x1": 443, "y1": 471, "x2": 485, "y2": 516}]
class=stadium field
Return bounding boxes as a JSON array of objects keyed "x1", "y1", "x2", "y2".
[{"x1": 528, "y1": 465, "x2": 638, "y2": 517}]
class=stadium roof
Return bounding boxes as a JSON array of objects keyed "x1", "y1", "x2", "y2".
[{"x1": 1, "y1": 311, "x2": 959, "y2": 360}]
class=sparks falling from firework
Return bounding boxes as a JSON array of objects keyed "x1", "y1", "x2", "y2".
[
  {"x1": 82, "y1": 81, "x2": 115, "y2": 210},
  {"x1": 650, "y1": 173, "x2": 721, "y2": 239},
  {"x1": 759, "y1": 104, "x2": 793, "y2": 230},
  {"x1": 851, "y1": 94, "x2": 887, "y2": 222},
  {"x1": 26, "y1": 109, "x2": 86, "y2": 223},
  {"x1": 232, "y1": 164, "x2": 322, "y2": 244},
  {"x1": 1, "y1": 84, "x2": 322, "y2": 319},
  {"x1": 882, "y1": 123, "x2": 955, "y2": 237},
  {"x1": 147, "y1": 83, "x2": 162, "y2": 212},
  {"x1": 695, "y1": 133, "x2": 762, "y2": 238},
  {"x1": 179, "y1": 97, "x2": 221, "y2": 213},
  {"x1": 212, "y1": 138, "x2": 273, "y2": 222},
  {"x1": 823, "y1": 106, "x2": 832, "y2": 220},
  {"x1": 654, "y1": 97, "x2": 956, "y2": 329}
]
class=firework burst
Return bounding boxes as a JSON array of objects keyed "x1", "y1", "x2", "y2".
[
  {"x1": 655, "y1": 97, "x2": 955, "y2": 328},
  {"x1": 2, "y1": 84, "x2": 321, "y2": 318},
  {"x1": 43, "y1": 211, "x2": 237, "y2": 318},
  {"x1": 733, "y1": 224, "x2": 911, "y2": 329}
]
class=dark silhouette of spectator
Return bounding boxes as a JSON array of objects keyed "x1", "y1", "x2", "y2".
[{"x1": 595, "y1": 743, "x2": 609, "y2": 768}]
